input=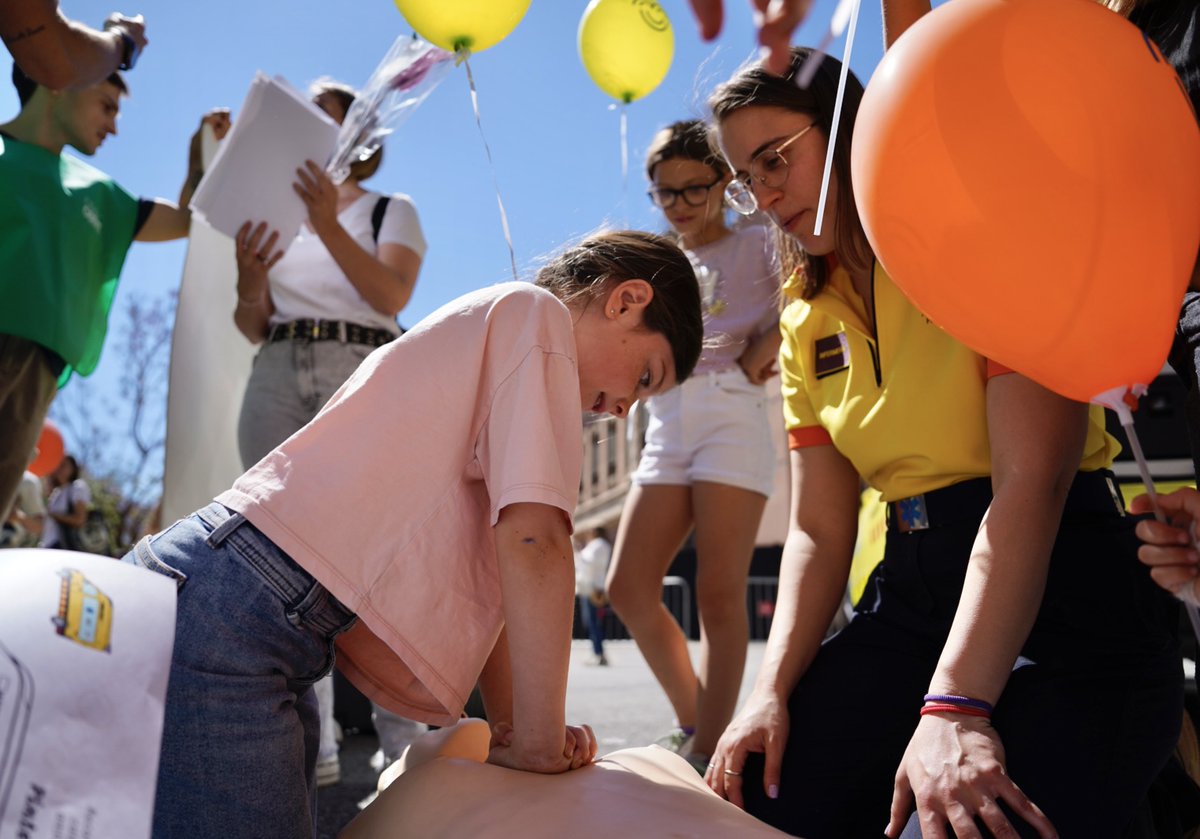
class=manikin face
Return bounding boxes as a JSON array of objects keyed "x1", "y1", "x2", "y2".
[
  {"x1": 650, "y1": 158, "x2": 728, "y2": 242},
  {"x1": 717, "y1": 105, "x2": 838, "y2": 256},
  {"x1": 572, "y1": 280, "x2": 678, "y2": 419},
  {"x1": 59, "y1": 80, "x2": 122, "y2": 156}
]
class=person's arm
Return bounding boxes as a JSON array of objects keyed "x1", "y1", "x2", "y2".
[
  {"x1": 707, "y1": 443, "x2": 861, "y2": 806},
  {"x1": 485, "y1": 501, "x2": 579, "y2": 774},
  {"x1": 52, "y1": 484, "x2": 89, "y2": 529},
  {"x1": 738, "y1": 325, "x2": 783, "y2": 385},
  {"x1": 881, "y1": 0, "x2": 931, "y2": 48},
  {"x1": 1, "y1": 2, "x2": 146, "y2": 92},
  {"x1": 293, "y1": 161, "x2": 421, "y2": 317},
  {"x1": 134, "y1": 109, "x2": 232, "y2": 243},
  {"x1": 885, "y1": 372, "x2": 1083, "y2": 838}
]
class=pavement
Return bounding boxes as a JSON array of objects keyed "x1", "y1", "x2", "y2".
[{"x1": 317, "y1": 639, "x2": 766, "y2": 838}]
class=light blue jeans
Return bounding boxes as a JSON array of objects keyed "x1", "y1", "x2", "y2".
[{"x1": 123, "y1": 502, "x2": 357, "y2": 839}]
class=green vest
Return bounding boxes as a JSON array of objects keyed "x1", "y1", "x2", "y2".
[{"x1": 0, "y1": 134, "x2": 138, "y2": 384}]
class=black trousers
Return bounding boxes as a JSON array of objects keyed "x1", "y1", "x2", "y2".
[{"x1": 742, "y1": 473, "x2": 1183, "y2": 838}]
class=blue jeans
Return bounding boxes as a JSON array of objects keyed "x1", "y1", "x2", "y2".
[
  {"x1": 578, "y1": 595, "x2": 606, "y2": 657},
  {"x1": 122, "y1": 502, "x2": 356, "y2": 839}
]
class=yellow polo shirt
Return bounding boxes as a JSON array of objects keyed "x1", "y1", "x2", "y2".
[{"x1": 780, "y1": 261, "x2": 1118, "y2": 502}]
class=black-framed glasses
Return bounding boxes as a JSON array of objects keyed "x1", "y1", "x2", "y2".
[
  {"x1": 724, "y1": 123, "x2": 816, "y2": 215},
  {"x1": 647, "y1": 176, "x2": 724, "y2": 209}
]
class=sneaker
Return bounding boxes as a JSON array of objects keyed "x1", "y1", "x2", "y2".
[
  {"x1": 654, "y1": 726, "x2": 694, "y2": 754},
  {"x1": 316, "y1": 755, "x2": 341, "y2": 787},
  {"x1": 585, "y1": 653, "x2": 609, "y2": 666}
]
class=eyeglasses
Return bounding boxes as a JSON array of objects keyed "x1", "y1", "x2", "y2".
[
  {"x1": 724, "y1": 123, "x2": 816, "y2": 216},
  {"x1": 647, "y1": 176, "x2": 724, "y2": 210}
]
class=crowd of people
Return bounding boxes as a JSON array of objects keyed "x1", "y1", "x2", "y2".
[{"x1": 1, "y1": 0, "x2": 1198, "y2": 837}]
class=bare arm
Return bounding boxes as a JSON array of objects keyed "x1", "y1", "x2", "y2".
[
  {"x1": 708, "y1": 443, "x2": 861, "y2": 805},
  {"x1": 886, "y1": 373, "x2": 1086, "y2": 837},
  {"x1": 487, "y1": 501, "x2": 576, "y2": 774},
  {"x1": 296, "y1": 161, "x2": 422, "y2": 317},
  {"x1": 134, "y1": 110, "x2": 231, "y2": 244},
  {"x1": 738, "y1": 324, "x2": 783, "y2": 385},
  {"x1": 232, "y1": 222, "x2": 282, "y2": 343},
  {"x1": 881, "y1": 0, "x2": 931, "y2": 48},
  {"x1": 1, "y1": 3, "x2": 146, "y2": 91}
]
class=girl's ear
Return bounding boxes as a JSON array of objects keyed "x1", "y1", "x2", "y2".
[{"x1": 603, "y1": 279, "x2": 654, "y2": 320}]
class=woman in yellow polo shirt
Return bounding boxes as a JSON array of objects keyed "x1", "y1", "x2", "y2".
[{"x1": 701, "y1": 48, "x2": 1182, "y2": 838}]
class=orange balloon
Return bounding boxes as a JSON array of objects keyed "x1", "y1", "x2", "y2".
[
  {"x1": 30, "y1": 419, "x2": 64, "y2": 477},
  {"x1": 851, "y1": 0, "x2": 1200, "y2": 403}
]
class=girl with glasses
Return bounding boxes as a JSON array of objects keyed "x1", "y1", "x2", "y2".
[
  {"x1": 606, "y1": 120, "x2": 781, "y2": 774},
  {"x1": 703, "y1": 47, "x2": 1181, "y2": 838}
]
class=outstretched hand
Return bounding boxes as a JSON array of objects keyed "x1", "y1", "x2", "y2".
[
  {"x1": 686, "y1": 0, "x2": 814, "y2": 75},
  {"x1": 885, "y1": 713, "x2": 1056, "y2": 839},
  {"x1": 1133, "y1": 487, "x2": 1200, "y2": 605}
]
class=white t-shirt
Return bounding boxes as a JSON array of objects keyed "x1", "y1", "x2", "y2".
[
  {"x1": 574, "y1": 537, "x2": 612, "y2": 596},
  {"x1": 41, "y1": 478, "x2": 90, "y2": 548},
  {"x1": 268, "y1": 191, "x2": 427, "y2": 333}
]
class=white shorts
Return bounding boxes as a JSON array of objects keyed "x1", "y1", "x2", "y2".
[{"x1": 632, "y1": 368, "x2": 776, "y2": 497}]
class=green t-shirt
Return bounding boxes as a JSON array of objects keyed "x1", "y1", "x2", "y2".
[{"x1": 0, "y1": 134, "x2": 138, "y2": 384}]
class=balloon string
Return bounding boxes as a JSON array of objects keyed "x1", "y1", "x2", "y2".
[
  {"x1": 1116, "y1": 404, "x2": 1200, "y2": 641},
  {"x1": 813, "y1": 0, "x2": 861, "y2": 235},
  {"x1": 620, "y1": 105, "x2": 629, "y2": 226},
  {"x1": 462, "y1": 53, "x2": 519, "y2": 282}
]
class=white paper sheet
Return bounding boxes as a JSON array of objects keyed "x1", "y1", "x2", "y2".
[
  {"x1": 161, "y1": 125, "x2": 254, "y2": 525},
  {"x1": 190, "y1": 72, "x2": 340, "y2": 248},
  {"x1": 0, "y1": 550, "x2": 176, "y2": 839}
]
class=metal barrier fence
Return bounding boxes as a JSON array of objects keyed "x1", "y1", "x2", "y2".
[{"x1": 579, "y1": 575, "x2": 781, "y2": 642}]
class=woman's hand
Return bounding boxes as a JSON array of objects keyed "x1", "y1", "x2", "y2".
[
  {"x1": 1133, "y1": 487, "x2": 1200, "y2": 604},
  {"x1": 186, "y1": 109, "x2": 231, "y2": 183},
  {"x1": 234, "y1": 221, "x2": 283, "y2": 305},
  {"x1": 886, "y1": 713, "x2": 1056, "y2": 839},
  {"x1": 487, "y1": 721, "x2": 597, "y2": 773},
  {"x1": 293, "y1": 159, "x2": 340, "y2": 240},
  {"x1": 704, "y1": 689, "x2": 789, "y2": 809}
]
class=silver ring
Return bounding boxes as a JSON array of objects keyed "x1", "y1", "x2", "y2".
[{"x1": 723, "y1": 769, "x2": 741, "y2": 777}]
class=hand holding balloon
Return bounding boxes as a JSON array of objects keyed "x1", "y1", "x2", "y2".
[
  {"x1": 686, "y1": 0, "x2": 814, "y2": 75},
  {"x1": 1133, "y1": 488, "x2": 1200, "y2": 607}
]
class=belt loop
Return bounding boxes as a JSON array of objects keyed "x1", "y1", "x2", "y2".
[
  {"x1": 338, "y1": 321, "x2": 347, "y2": 343},
  {"x1": 205, "y1": 510, "x2": 247, "y2": 548}
]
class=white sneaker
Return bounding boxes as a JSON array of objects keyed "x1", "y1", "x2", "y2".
[
  {"x1": 654, "y1": 727, "x2": 694, "y2": 754},
  {"x1": 316, "y1": 755, "x2": 341, "y2": 787}
]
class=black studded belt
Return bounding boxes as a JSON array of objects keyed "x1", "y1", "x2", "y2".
[{"x1": 266, "y1": 319, "x2": 397, "y2": 348}]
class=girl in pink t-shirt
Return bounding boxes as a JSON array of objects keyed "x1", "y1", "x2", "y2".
[
  {"x1": 606, "y1": 120, "x2": 781, "y2": 771},
  {"x1": 123, "y1": 230, "x2": 702, "y2": 839}
]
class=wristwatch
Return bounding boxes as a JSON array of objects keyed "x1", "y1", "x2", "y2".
[{"x1": 115, "y1": 28, "x2": 140, "y2": 71}]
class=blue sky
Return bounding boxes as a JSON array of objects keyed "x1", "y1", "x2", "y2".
[{"x1": 2, "y1": 0, "x2": 888, "y2": 461}]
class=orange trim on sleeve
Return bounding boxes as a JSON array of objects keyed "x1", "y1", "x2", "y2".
[
  {"x1": 986, "y1": 358, "x2": 1014, "y2": 379},
  {"x1": 788, "y1": 426, "x2": 833, "y2": 450}
]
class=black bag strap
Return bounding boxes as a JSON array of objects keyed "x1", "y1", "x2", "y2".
[{"x1": 371, "y1": 196, "x2": 390, "y2": 243}]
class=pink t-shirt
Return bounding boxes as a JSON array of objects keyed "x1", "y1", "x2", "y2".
[{"x1": 217, "y1": 282, "x2": 583, "y2": 725}]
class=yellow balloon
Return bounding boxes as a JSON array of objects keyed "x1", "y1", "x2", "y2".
[
  {"x1": 578, "y1": 0, "x2": 674, "y2": 103},
  {"x1": 394, "y1": 0, "x2": 531, "y2": 54}
]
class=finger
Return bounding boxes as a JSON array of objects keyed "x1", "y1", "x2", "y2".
[
  {"x1": 235, "y1": 221, "x2": 252, "y2": 249},
  {"x1": 724, "y1": 766, "x2": 745, "y2": 810},
  {"x1": 563, "y1": 728, "x2": 576, "y2": 760},
  {"x1": 1137, "y1": 542, "x2": 1200, "y2": 569},
  {"x1": 1134, "y1": 517, "x2": 1193, "y2": 548},
  {"x1": 245, "y1": 221, "x2": 268, "y2": 251},
  {"x1": 976, "y1": 794, "x2": 1022, "y2": 839},
  {"x1": 917, "y1": 807, "x2": 949, "y2": 839},
  {"x1": 944, "y1": 800, "x2": 984, "y2": 839},
  {"x1": 884, "y1": 773, "x2": 913, "y2": 838},
  {"x1": 687, "y1": 0, "x2": 723, "y2": 40},
  {"x1": 995, "y1": 781, "x2": 1057, "y2": 839},
  {"x1": 761, "y1": 731, "x2": 783, "y2": 801},
  {"x1": 259, "y1": 230, "x2": 280, "y2": 256},
  {"x1": 581, "y1": 724, "x2": 598, "y2": 762}
]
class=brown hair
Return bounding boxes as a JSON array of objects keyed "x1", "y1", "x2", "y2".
[
  {"x1": 708, "y1": 47, "x2": 873, "y2": 300},
  {"x1": 310, "y1": 79, "x2": 383, "y2": 182},
  {"x1": 645, "y1": 119, "x2": 729, "y2": 181},
  {"x1": 535, "y1": 230, "x2": 703, "y2": 384},
  {"x1": 12, "y1": 64, "x2": 126, "y2": 107}
]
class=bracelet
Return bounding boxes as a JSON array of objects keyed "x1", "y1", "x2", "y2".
[
  {"x1": 920, "y1": 703, "x2": 991, "y2": 719},
  {"x1": 113, "y1": 28, "x2": 141, "y2": 71},
  {"x1": 923, "y1": 693, "x2": 994, "y2": 715}
]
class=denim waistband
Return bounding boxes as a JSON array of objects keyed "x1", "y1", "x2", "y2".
[{"x1": 196, "y1": 502, "x2": 356, "y2": 636}]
